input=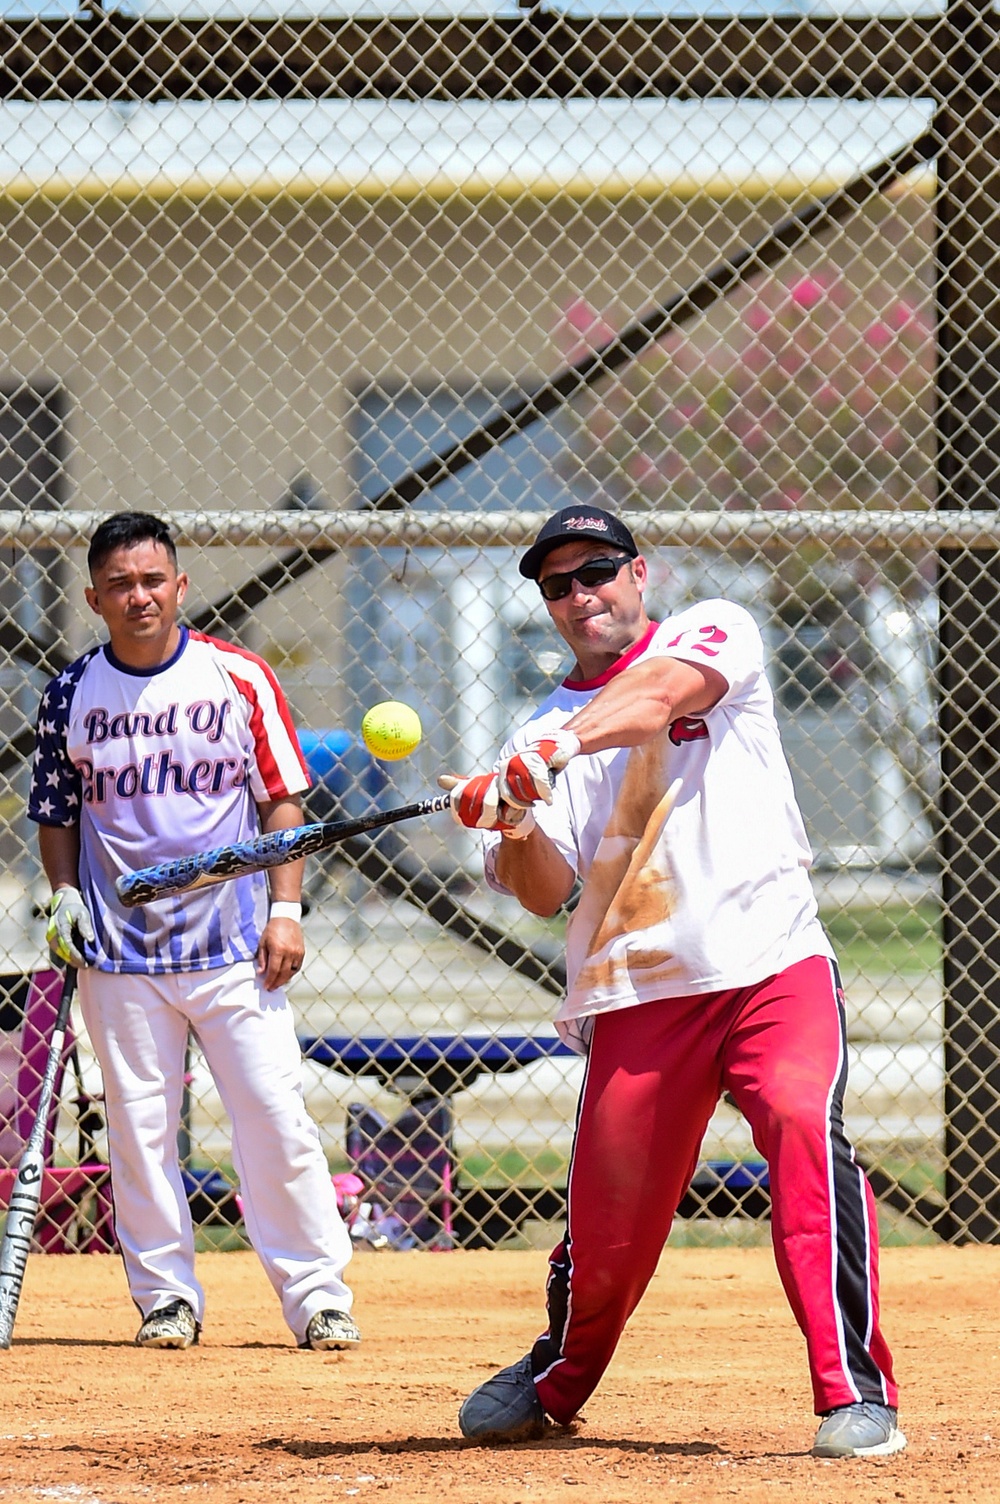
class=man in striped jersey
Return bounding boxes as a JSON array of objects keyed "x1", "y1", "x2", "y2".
[
  {"x1": 29, "y1": 511, "x2": 357, "y2": 1353},
  {"x1": 443, "y1": 505, "x2": 903, "y2": 1459}
]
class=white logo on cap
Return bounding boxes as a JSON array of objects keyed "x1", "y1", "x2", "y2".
[{"x1": 566, "y1": 516, "x2": 608, "y2": 532}]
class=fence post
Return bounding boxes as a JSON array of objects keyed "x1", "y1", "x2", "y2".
[{"x1": 936, "y1": 0, "x2": 1000, "y2": 1240}]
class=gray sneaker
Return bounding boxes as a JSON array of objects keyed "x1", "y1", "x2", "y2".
[
  {"x1": 458, "y1": 1354, "x2": 546, "y2": 1442},
  {"x1": 812, "y1": 1402, "x2": 907, "y2": 1458},
  {"x1": 135, "y1": 1299, "x2": 199, "y2": 1350},
  {"x1": 303, "y1": 1309, "x2": 361, "y2": 1351}
]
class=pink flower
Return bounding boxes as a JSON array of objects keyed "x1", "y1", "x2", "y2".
[
  {"x1": 886, "y1": 299, "x2": 918, "y2": 332},
  {"x1": 789, "y1": 276, "x2": 826, "y2": 310},
  {"x1": 562, "y1": 297, "x2": 597, "y2": 331},
  {"x1": 865, "y1": 319, "x2": 894, "y2": 351}
]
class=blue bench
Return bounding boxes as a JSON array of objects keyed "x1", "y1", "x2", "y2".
[
  {"x1": 299, "y1": 1033, "x2": 771, "y2": 1248},
  {"x1": 300, "y1": 1033, "x2": 577, "y2": 1090}
]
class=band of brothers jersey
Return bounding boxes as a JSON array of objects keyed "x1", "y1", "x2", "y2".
[
  {"x1": 483, "y1": 601, "x2": 833, "y2": 1052},
  {"x1": 28, "y1": 627, "x2": 310, "y2": 974}
]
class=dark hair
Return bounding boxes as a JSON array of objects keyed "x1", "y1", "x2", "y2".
[{"x1": 87, "y1": 512, "x2": 178, "y2": 577}]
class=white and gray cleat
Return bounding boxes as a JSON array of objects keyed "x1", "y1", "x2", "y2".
[{"x1": 812, "y1": 1402, "x2": 906, "y2": 1458}]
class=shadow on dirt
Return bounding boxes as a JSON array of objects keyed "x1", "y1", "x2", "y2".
[
  {"x1": 258, "y1": 1435, "x2": 725, "y2": 1459},
  {"x1": 11, "y1": 1338, "x2": 134, "y2": 1348}
]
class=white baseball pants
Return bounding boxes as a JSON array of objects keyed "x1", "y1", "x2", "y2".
[{"x1": 77, "y1": 962, "x2": 353, "y2": 1341}]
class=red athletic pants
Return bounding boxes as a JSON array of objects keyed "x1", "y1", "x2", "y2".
[{"x1": 531, "y1": 955, "x2": 898, "y2": 1423}]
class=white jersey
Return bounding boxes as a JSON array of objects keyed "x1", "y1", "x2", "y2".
[
  {"x1": 484, "y1": 601, "x2": 832, "y2": 1051},
  {"x1": 28, "y1": 628, "x2": 310, "y2": 974}
]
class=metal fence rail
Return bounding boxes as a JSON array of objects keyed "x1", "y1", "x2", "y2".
[{"x1": 5, "y1": 508, "x2": 1000, "y2": 552}]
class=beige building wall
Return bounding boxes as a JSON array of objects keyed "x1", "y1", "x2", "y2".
[{"x1": 0, "y1": 188, "x2": 791, "y2": 721}]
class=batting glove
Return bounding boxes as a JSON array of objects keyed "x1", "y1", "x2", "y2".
[
  {"x1": 437, "y1": 773, "x2": 536, "y2": 838},
  {"x1": 495, "y1": 729, "x2": 582, "y2": 809},
  {"x1": 45, "y1": 886, "x2": 94, "y2": 967},
  {"x1": 497, "y1": 805, "x2": 536, "y2": 841}
]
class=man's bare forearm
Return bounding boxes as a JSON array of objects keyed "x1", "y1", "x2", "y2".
[
  {"x1": 38, "y1": 823, "x2": 82, "y2": 891},
  {"x1": 257, "y1": 795, "x2": 306, "y2": 902},
  {"x1": 494, "y1": 826, "x2": 575, "y2": 917},
  {"x1": 565, "y1": 657, "x2": 727, "y2": 754}
]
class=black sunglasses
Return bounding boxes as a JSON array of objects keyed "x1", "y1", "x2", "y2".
[{"x1": 538, "y1": 555, "x2": 632, "y2": 602}]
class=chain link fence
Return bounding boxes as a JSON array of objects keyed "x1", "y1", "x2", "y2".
[{"x1": 1, "y1": 0, "x2": 997, "y2": 1249}]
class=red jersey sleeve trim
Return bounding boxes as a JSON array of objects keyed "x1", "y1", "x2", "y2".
[
  {"x1": 189, "y1": 629, "x2": 310, "y2": 795},
  {"x1": 562, "y1": 620, "x2": 660, "y2": 691}
]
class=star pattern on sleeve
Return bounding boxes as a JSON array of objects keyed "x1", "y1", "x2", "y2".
[{"x1": 28, "y1": 659, "x2": 89, "y2": 827}]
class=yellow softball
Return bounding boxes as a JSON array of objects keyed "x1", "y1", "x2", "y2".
[{"x1": 361, "y1": 701, "x2": 423, "y2": 761}]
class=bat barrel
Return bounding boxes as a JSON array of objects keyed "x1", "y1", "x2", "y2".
[
  {"x1": 116, "y1": 793, "x2": 452, "y2": 907},
  {"x1": 0, "y1": 1154, "x2": 44, "y2": 1349},
  {"x1": 0, "y1": 971, "x2": 75, "y2": 1348}
]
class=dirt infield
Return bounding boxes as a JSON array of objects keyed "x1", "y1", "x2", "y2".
[{"x1": 0, "y1": 1245, "x2": 995, "y2": 1504}]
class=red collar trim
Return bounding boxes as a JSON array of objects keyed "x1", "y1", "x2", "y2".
[{"x1": 563, "y1": 621, "x2": 659, "y2": 691}]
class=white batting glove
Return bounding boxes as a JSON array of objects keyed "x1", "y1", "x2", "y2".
[
  {"x1": 495, "y1": 729, "x2": 582, "y2": 809},
  {"x1": 437, "y1": 773, "x2": 536, "y2": 838},
  {"x1": 45, "y1": 886, "x2": 94, "y2": 967}
]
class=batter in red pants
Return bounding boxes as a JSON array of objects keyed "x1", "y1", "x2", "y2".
[
  {"x1": 440, "y1": 504, "x2": 904, "y2": 1458},
  {"x1": 534, "y1": 958, "x2": 895, "y2": 1424}
]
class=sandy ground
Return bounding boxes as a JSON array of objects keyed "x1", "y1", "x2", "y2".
[{"x1": 0, "y1": 1245, "x2": 996, "y2": 1504}]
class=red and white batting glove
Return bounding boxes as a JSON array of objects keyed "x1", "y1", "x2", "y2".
[
  {"x1": 495, "y1": 729, "x2": 582, "y2": 809},
  {"x1": 437, "y1": 773, "x2": 537, "y2": 839},
  {"x1": 496, "y1": 805, "x2": 536, "y2": 841}
]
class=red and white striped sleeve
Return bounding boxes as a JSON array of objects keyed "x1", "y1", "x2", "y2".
[{"x1": 193, "y1": 632, "x2": 311, "y2": 801}]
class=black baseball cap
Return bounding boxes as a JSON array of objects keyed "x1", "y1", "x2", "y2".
[{"x1": 519, "y1": 505, "x2": 639, "y2": 580}]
